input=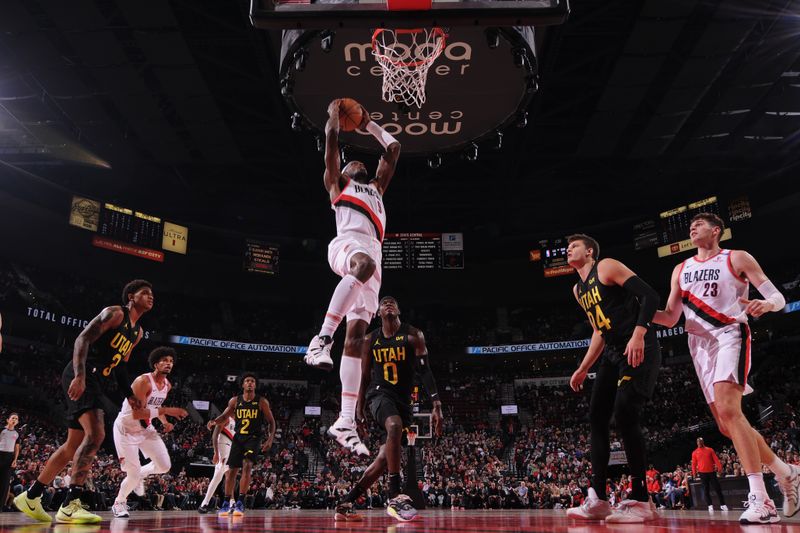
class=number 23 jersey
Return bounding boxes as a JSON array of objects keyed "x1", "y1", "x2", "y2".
[{"x1": 678, "y1": 249, "x2": 748, "y2": 335}]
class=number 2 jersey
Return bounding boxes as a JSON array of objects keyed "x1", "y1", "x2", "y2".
[
  {"x1": 678, "y1": 249, "x2": 748, "y2": 335},
  {"x1": 233, "y1": 395, "x2": 265, "y2": 441},
  {"x1": 366, "y1": 323, "x2": 416, "y2": 401},
  {"x1": 62, "y1": 305, "x2": 141, "y2": 390},
  {"x1": 575, "y1": 263, "x2": 639, "y2": 346}
]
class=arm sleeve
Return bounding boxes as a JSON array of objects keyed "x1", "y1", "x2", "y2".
[
  {"x1": 415, "y1": 353, "x2": 439, "y2": 402},
  {"x1": 623, "y1": 276, "x2": 660, "y2": 329}
]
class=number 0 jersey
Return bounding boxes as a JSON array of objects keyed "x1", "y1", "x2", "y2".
[
  {"x1": 576, "y1": 263, "x2": 639, "y2": 346},
  {"x1": 679, "y1": 249, "x2": 748, "y2": 335},
  {"x1": 366, "y1": 323, "x2": 416, "y2": 401},
  {"x1": 233, "y1": 395, "x2": 264, "y2": 440}
]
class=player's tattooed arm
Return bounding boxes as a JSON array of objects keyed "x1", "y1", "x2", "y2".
[
  {"x1": 68, "y1": 306, "x2": 124, "y2": 401},
  {"x1": 324, "y1": 99, "x2": 343, "y2": 201}
]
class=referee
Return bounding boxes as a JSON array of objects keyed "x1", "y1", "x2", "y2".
[
  {"x1": 691, "y1": 437, "x2": 728, "y2": 512},
  {"x1": 0, "y1": 412, "x2": 20, "y2": 512}
]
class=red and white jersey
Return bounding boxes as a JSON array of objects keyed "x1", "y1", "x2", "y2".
[
  {"x1": 117, "y1": 373, "x2": 170, "y2": 433},
  {"x1": 679, "y1": 249, "x2": 749, "y2": 335},
  {"x1": 332, "y1": 178, "x2": 386, "y2": 243},
  {"x1": 220, "y1": 417, "x2": 235, "y2": 441}
]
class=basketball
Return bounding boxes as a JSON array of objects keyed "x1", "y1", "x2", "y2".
[{"x1": 338, "y1": 98, "x2": 364, "y2": 132}]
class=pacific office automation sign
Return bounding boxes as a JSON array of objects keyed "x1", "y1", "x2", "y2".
[
  {"x1": 281, "y1": 27, "x2": 536, "y2": 155},
  {"x1": 466, "y1": 339, "x2": 591, "y2": 355},
  {"x1": 169, "y1": 335, "x2": 306, "y2": 355}
]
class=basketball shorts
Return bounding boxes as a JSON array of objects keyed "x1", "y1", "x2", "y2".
[
  {"x1": 227, "y1": 436, "x2": 260, "y2": 468},
  {"x1": 112, "y1": 417, "x2": 170, "y2": 473},
  {"x1": 367, "y1": 390, "x2": 413, "y2": 444},
  {"x1": 688, "y1": 323, "x2": 753, "y2": 404},
  {"x1": 62, "y1": 363, "x2": 111, "y2": 430},
  {"x1": 328, "y1": 233, "x2": 382, "y2": 323},
  {"x1": 600, "y1": 333, "x2": 662, "y2": 399}
]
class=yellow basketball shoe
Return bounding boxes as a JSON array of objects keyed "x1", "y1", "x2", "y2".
[
  {"x1": 55, "y1": 499, "x2": 102, "y2": 524},
  {"x1": 13, "y1": 492, "x2": 52, "y2": 522}
]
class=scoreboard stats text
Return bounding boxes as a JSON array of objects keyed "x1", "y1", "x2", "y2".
[{"x1": 382, "y1": 233, "x2": 464, "y2": 270}]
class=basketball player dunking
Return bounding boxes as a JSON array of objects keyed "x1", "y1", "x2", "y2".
[
  {"x1": 15, "y1": 280, "x2": 153, "y2": 524},
  {"x1": 197, "y1": 415, "x2": 236, "y2": 513},
  {"x1": 304, "y1": 99, "x2": 401, "y2": 457},
  {"x1": 208, "y1": 373, "x2": 275, "y2": 518},
  {"x1": 334, "y1": 296, "x2": 443, "y2": 523},
  {"x1": 654, "y1": 213, "x2": 799, "y2": 524},
  {"x1": 564, "y1": 235, "x2": 662, "y2": 523},
  {"x1": 111, "y1": 347, "x2": 187, "y2": 518}
]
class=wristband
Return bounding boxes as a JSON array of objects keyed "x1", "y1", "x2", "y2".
[{"x1": 366, "y1": 120, "x2": 398, "y2": 149}]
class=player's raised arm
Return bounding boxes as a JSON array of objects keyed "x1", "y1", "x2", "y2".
[
  {"x1": 324, "y1": 99, "x2": 344, "y2": 202},
  {"x1": 361, "y1": 105, "x2": 401, "y2": 195},
  {"x1": 654, "y1": 263, "x2": 685, "y2": 328}
]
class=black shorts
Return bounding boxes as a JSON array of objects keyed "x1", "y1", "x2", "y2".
[
  {"x1": 599, "y1": 333, "x2": 661, "y2": 399},
  {"x1": 367, "y1": 391, "x2": 413, "y2": 444},
  {"x1": 227, "y1": 436, "x2": 261, "y2": 468},
  {"x1": 62, "y1": 363, "x2": 111, "y2": 430}
]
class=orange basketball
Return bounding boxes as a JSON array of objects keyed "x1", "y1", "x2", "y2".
[{"x1": 338, "y1": 98, "x2": 364, "y2": 132}]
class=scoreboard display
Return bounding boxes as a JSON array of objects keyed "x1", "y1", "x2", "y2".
[
  {"x1": 69, "y1": 196, "x2": 189, "y2": 261},
  {"x1": 382, "y1": 233, "x2": 464, "y2": 270},
  {"x1": 539, "y1": 237, "x2": 573, "y2": 278},
  {"x1": 633, "y1": 195, "x2": 744, "y2": 257},
  {"x1": 244, "y1": 239, "x2": 280, "y2": 274},
  {"x1": 99, "y1": 203, "x2": 162, "y2": 249}
]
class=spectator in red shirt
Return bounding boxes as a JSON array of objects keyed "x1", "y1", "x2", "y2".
[{"x1": 691, "y1": 438, "x2": 728, "y2": 511}]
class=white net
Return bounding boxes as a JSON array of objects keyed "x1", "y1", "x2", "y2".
[{"x1": 371, "y1": 28, "x2": 446, "y2": 109}]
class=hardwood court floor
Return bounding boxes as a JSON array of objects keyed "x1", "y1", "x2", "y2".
[{"x1": 1, "y1": 509, "x2": 799, "y2": 532}]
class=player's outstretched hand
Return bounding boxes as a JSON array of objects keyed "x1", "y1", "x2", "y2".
[
  {"x1": 165, "y1": 407, "x2": 188, "y2": 420},
  {"x1": 206, "y1": 419, "x2": 217, "y2": 430},
  {"x1": 739, "y1": 297, "x2": 770, "y2": 318},
  {"x1": 570, "y1": 367, "x2": 587, "y2": 392}
]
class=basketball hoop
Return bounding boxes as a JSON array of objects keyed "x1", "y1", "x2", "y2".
[{"x1": 372, "y1": 27, "x2": 446, "y2": 109}]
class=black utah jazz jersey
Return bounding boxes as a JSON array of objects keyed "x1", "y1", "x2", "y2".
[
  {"x1": 234, "y1": 395, "x2": 265, "y2": 439},
  {"x1": 63, "y1": 306, "x2": 141, "y2": 384},
  {"x1": 575, "y1": 263, "x2": 638, "y2": 346},
  {"x1": 367, "y1": 323, "x2": 416, "y2": 401}
]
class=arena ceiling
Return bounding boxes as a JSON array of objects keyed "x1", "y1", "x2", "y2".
[{"x1": 2, "y1": 0, "x2": 799, "y2": 245}]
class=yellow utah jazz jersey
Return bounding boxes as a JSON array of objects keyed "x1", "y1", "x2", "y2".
[
  {"x1": 367, "y1": 323, "x2": 416, "y2": 400},
  {"x1": 234, "y1": 395, "x2": 264, "y2": 439}
]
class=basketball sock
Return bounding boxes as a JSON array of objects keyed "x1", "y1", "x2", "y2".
[
  {"x1": 27, "y1": 480, "x2": 46, "y2": 499},
  {"x1": 63, "y1": 485, "x2": 83, "y2": 506},
  {"x1": 339, "y1": 355, "x2": 361, "y2": 421},
  {"x1": 320, "y1": 275, "x2": 363, "y2": 338},
  {"x1": 767, "y1": 456, "x2": 792, "y2": 479},
  {"x1": 747, "y1": 473, "x2": 768, "y2": 499},
  {"x1": 345, "y1": 485, "x2": 365, "y2": 503},
  {"x1": 388, "y1": 473, "x2": 401, "y2": 499},
  {"x1": 117, "y1": 474, "x2": 140, "y2": 503}
]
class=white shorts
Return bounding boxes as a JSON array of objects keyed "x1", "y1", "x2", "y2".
[
  {"x1": 688, "y1": 323, "x2": 753, "y2": 404},
  {"x1": 217, "y1": 434, "x2": 232, "y2": 464},
  {"x1": 113, "y1": 418, "x2": 169, "y2": 471},
  {"x1": 328, "y1": 233, "x2": 382, "y2": 323}
]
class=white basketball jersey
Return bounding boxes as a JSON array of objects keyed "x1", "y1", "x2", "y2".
[
  {"x1": 332, "y1": 179, "x2": 386, "y2": 242},
  {"x1": 220, "y1": 417, "x2": 235, "y2": 441},
  {"x1": 118, "y1": 373, "x2": 170, "y2": 433},
  {"x1": 679, "y1": 249, "x2": 749, "y2": 335}
]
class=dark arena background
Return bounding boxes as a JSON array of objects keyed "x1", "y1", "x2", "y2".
[{"x1": 1, "y1": 0, "x2": 800, "y2": 531}]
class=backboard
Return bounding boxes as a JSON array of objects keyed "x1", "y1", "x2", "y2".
[{"x1": 251, "y1": 0, "x2": 569, "y2": 30}]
